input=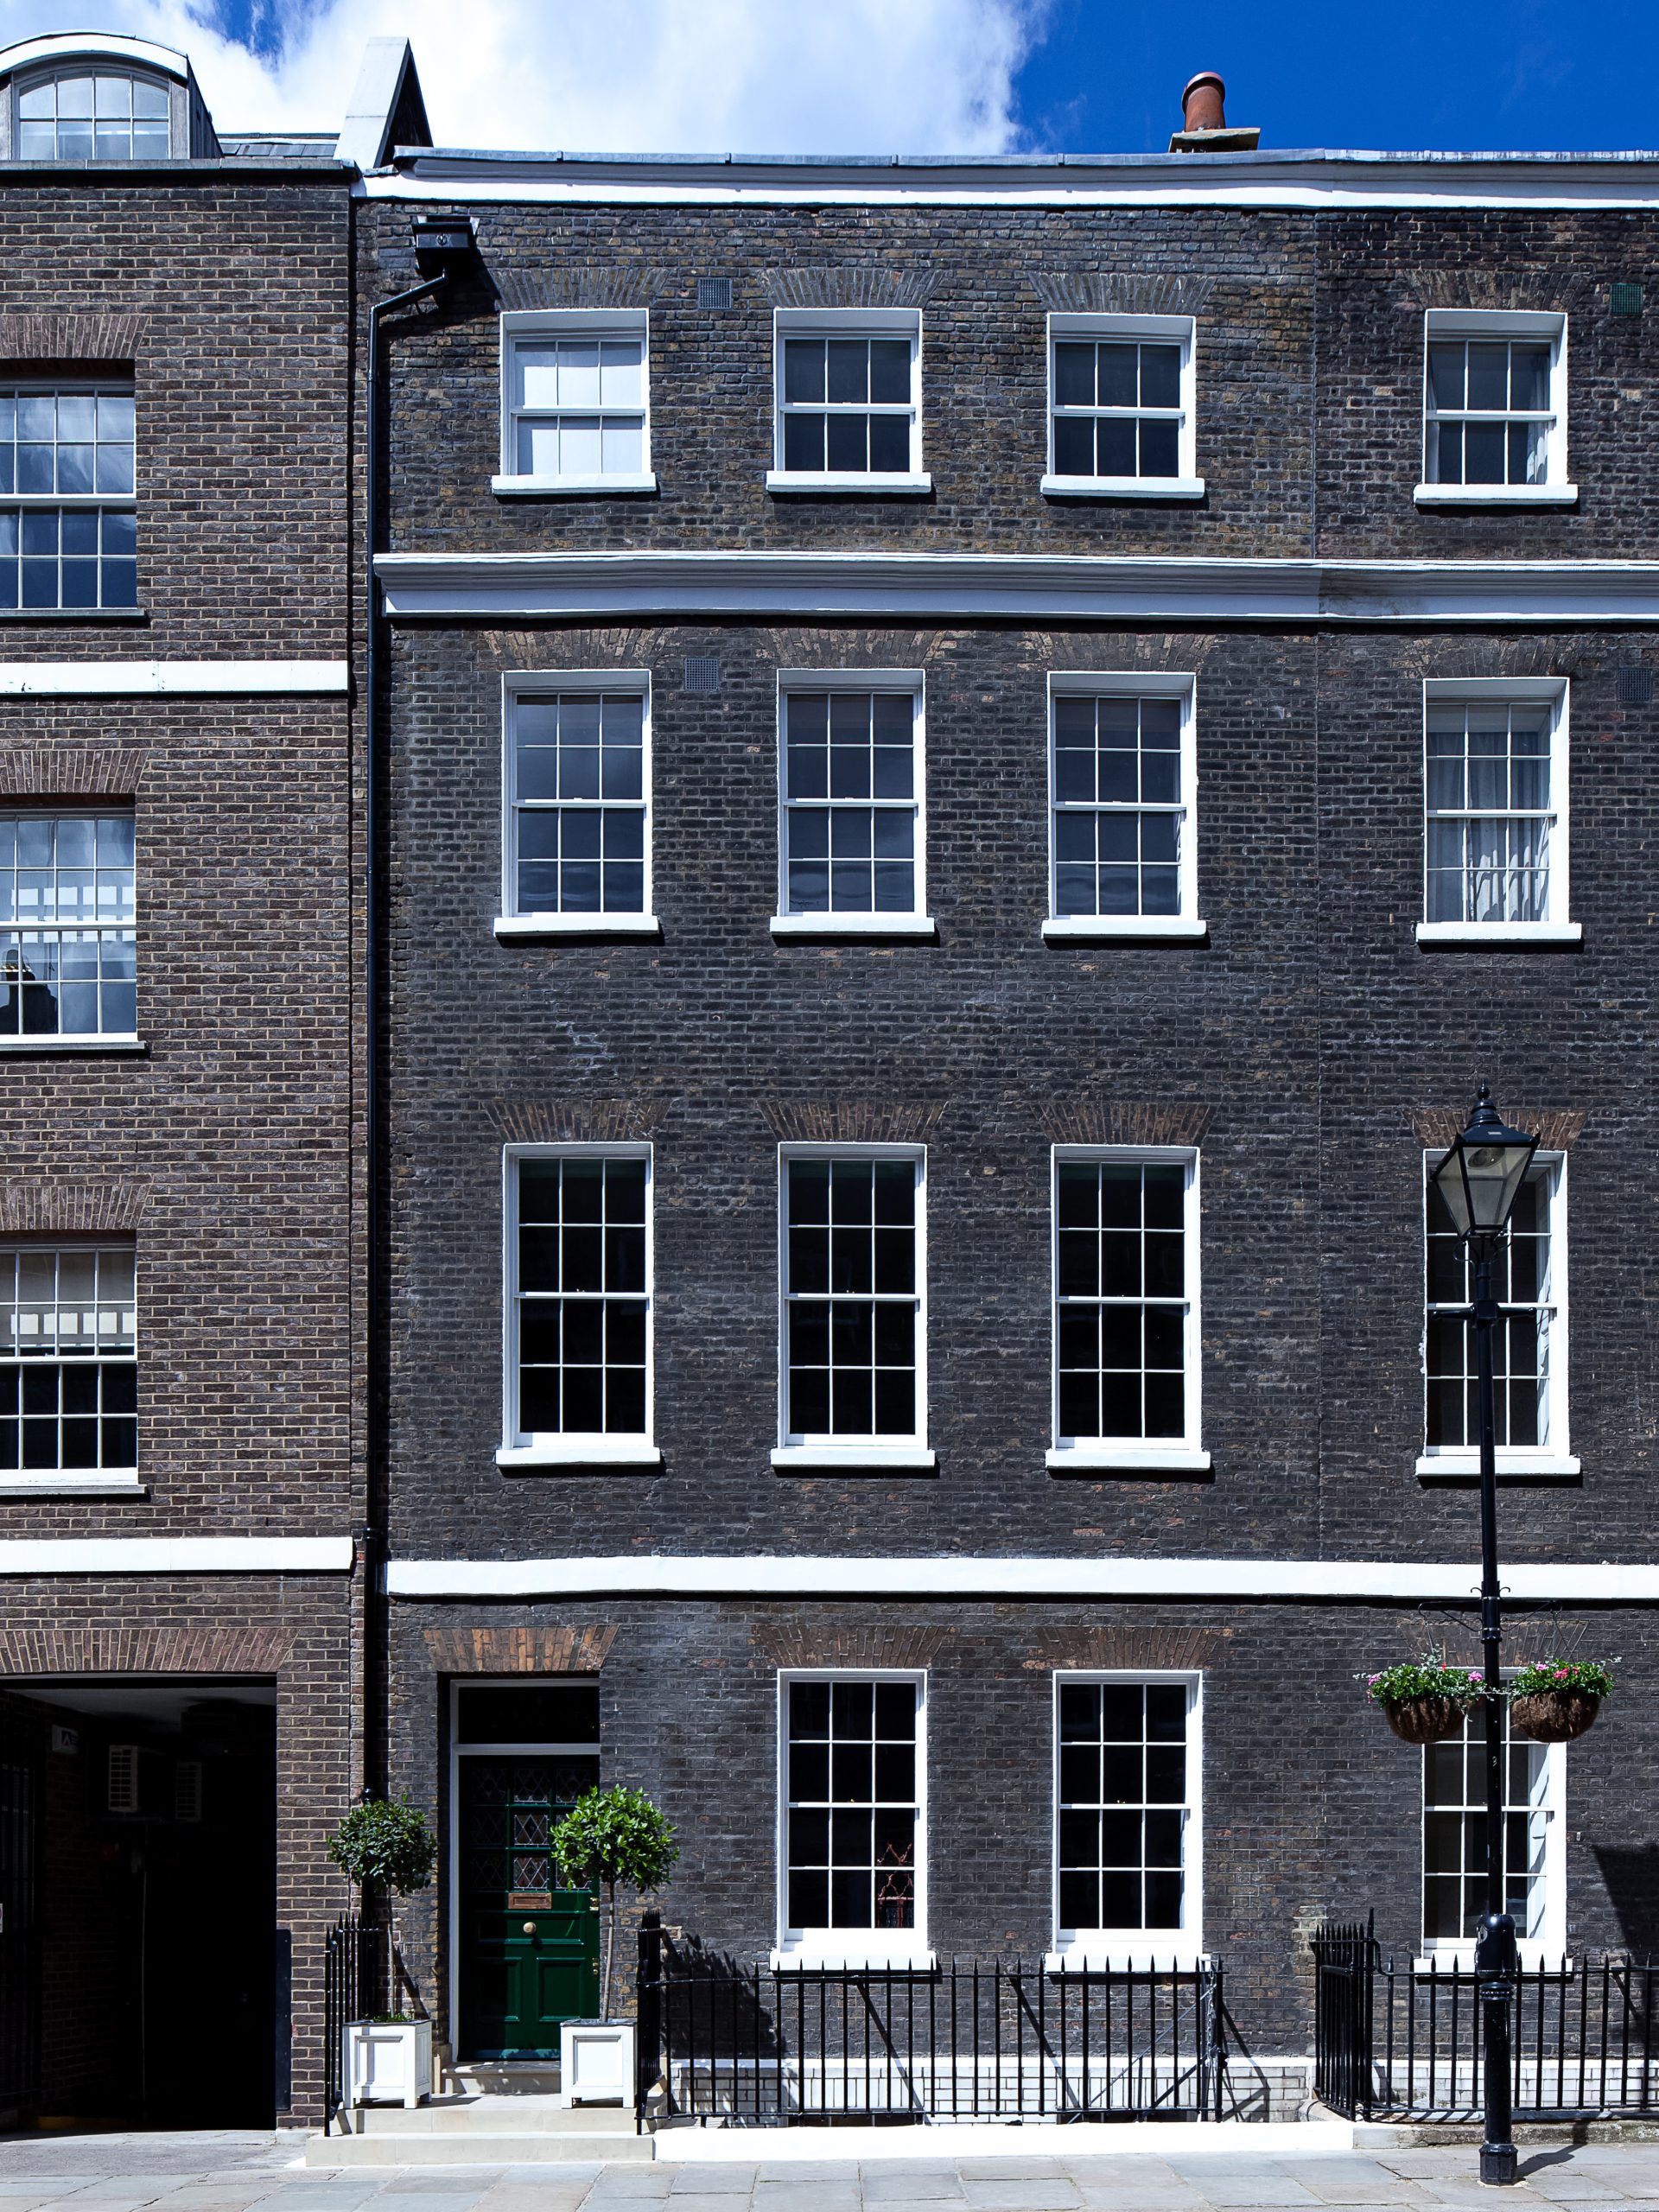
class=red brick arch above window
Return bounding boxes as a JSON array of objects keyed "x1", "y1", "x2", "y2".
[
  {"x1": 423, "y1": 1625, "x2": 619, "y2": 1675},
  {"x1": 0, "y1": 748, "x2": 143, "y2": 800},
  {"x1": 0, "y1": 1180, "x2": 149, "y2": 1235},
  {"x1": 0, "y1": 313, "x2": 142, "y2": 364},
  {"x1": 751, "y1": 1624, "x2": 954, "y2": 1671},
  {"x1": 1409, "y1": 1109, "x2": 1586, "y2": 1151},
  {"x1": 0, "y1": 1626, "x2": 292, "y2": 1675}
]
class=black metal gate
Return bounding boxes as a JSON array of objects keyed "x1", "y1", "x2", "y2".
[{"x1": 1313, "y1": 1917, "x2": 1659, "y2": 2120}]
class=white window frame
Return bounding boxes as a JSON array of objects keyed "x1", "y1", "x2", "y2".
[
  {"x1": 1042, "y1": 314, "x2": 1202, "y2": 502},
  {"x1": 493, "y1": 309, "x2": 657, "y2": 498},
  {"x1": 497, "y1": 1141, "x2": 661, "y2": 1469},
  {"x1": 1046, "y1": 1146, "x2": 1208, "y2": 1475},
  {"x1": 1416, "y1": 310, "x2": 1575, "y2": 508},
  {"x1": 771, "y1": 669, "x2": 934, "y2": 940},
  {"x1": 0, "y1": 1236, "x2": 140, "y2": 1497},
  {"x1": 766, "y1": 308, "x2": 930, "y2": 496},
  {"x1": 772, "y1": 1142, "x2": 933, "y2": 1472},
  {"x1": 1416, "y1": 677, "x2": 1579, "y2": 947},
  {"x1": 1418, "y1": 1147, "x2": 1574, "y2": 1479},
  {"x1": 0, "y1": 806, "x2": 141, "y2": 1052},
  {"x1": 1043, "y1": 671, "x2": 1205, "y2": 943},
  {"x1": 773, "y1": 1668, "x2": 933, "y2": 1971},
  {"x1": 1418, "y1": 1699, "x2": 1567, "y2": 1967},
  {"x1": 1047, "y1": 1669, "x2": 1205, "y2": 1970},
  {"x1": 495, "y1": 671, "x2": 657, "y2": 940}
]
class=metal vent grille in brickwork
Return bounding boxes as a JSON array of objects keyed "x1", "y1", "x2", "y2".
[
  {"x1": 683, "y1": 658, "x2": 721, "y2": 694},
  {"x1": 1618, "y1": 667, "x2": 1654, "y2": 706},
  {"x1": 1611, "y1": 283, "x2": 1644, "y2": 317},
  {"x1": 696, "y1": 277, "x2": 733, "y2": 309}
]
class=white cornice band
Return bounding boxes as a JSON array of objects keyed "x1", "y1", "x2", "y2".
[
  {"x1": 374, "y1": 551, "x2": 1659, "y2": 628},
  {"x1": 0, "y1": 661, "x2": 349, "y2": 695},
  {"x1": 386, "y1": 1554, "x2": 1659, "y2": 1604},
  {"x1": 0, "y1": 1537, "x2": 355, "y2": 1575},
  {"x1": 363, "y1": 152, "x2": 1659, "y2": 217}
]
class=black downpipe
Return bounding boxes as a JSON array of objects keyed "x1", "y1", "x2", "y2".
[{"x1": 363, "y1": 268, "x2": 449, "y2": 1799}]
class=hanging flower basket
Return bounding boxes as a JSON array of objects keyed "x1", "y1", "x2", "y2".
[
  {"x1": 1363, "y1": 1653, "x2": 1484, "y2": 1744},
  {"x1": 1509, "y1": 1660, "x2": 1614, "y2": 1744},
  {"x1": 1383, "y1": 1695, "x2": 1472, "y2": 1745}
]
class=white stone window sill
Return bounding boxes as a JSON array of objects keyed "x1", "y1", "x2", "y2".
[
  {"x1": 494, "y1": 913, "x2": 661, "y2": 940},
  {"x1": 1415, "y1": 1953, "x2": 1571, "y2": 1974},
  {"x1": 1415, "y1": 922, "x2": 1581, "y2": 947},
  {"x1": 0, "y1": 1033, "x2": 144, "y2": 1052},
  {"x1": 1414, "y1": 482, "x2": 1578, "y2": 508},
  {"x1": 772, "y1": 1444, "x2": 937, "y2": 1472},
  {"x1": 0, "y1": 1475, "x2": 145, "y2": 1496},
  {"x1": 772, "y1": 1948, "x2": 938, "y2": 1974},
  {"x1": 1041, "y1": 474, "x2": 1205, "y2": 502},
  {"x1": 1417, "y1": 1452, "x2": 1580, "y2": 1480},
  {"x1": 1046, "y1": 1948, "x2": 1206, "y2": 1974},
  {"x1": 1043, "y1": 917, "x2": 1207, "y2": 944},
  {"x1": 497, "y1": 1441, "x2": 663, "y2": 1470},
  {"x1": 765, "y1": 471, "x2": 932, "y2": 496},
  {"x1": 492, "y1": 473, "x2": 658, "y2": 497},
  {"x1": 1047, "y1": 1446, "x2": 1211, "y2": 1474},
  {"x1": 771, "y1": 913, "x2": 937, "y2": 941}
]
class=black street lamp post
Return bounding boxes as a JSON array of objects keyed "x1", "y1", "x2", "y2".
[{"x1": 1427, "y1": 1086, "x2": 1541, "y2": 2190}]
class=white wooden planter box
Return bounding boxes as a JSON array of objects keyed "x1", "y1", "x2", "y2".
[
  {"x1": 346, "y1": 2018, "x2": 432, "y2": 2108},
  {"x1": 561, "y1": 2018, "x2": 635, "y2": 2107}
]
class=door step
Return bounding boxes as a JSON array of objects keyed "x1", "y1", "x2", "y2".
[
  {"x1": 350, "y1": 2094, "x2": 623, "y2": 2133},
  {"x1": 306, "y1": 2092, "x2": 650, "y2": 2166},
  {"x1": 446, "y1": 2063, "x2": 562, "y2": 2097}
]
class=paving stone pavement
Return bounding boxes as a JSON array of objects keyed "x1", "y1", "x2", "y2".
[{"x1": 1, "y1": 2136, "x2": 1659, "y2": 2212}]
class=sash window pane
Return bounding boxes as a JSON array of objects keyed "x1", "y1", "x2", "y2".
[
  {"x1": 786, "y1": 1677, "x2": 919, "y2": 1933},
  {"x1": 0, "y1": 1244, "x2": 137, "y2": 1473},
  {"x1": 0, "y1": 812, "x2": 136, "y2": 1036},
  {"x1": 515, "y1": 1156, "x2": 649, "y2": 1439}
]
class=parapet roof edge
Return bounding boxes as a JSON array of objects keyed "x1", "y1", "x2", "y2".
[{"x1": 391, "y1": 143, "x2": 1659, "y2": 175}]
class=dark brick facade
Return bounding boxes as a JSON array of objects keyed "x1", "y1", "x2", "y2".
[
  {"x1": 0, "y1": 147, "x2": 361, "y2": 2121},
  {"x1": 365, "y1": 182, "x2": 1659, "y2": 2075}
]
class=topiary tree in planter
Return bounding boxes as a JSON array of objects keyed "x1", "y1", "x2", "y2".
[
  {"x1": 551, "y1": 1785, "x2": 678, "y2": 2021},
  {"x1": 327, "y1": 1795, "x2": 436, "y2": 2017}
]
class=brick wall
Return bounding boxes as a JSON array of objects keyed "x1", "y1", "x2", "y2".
[
  {"x1": 388, "y1": 1597, "x2": 1659, "y2": 2057},
  {"x1": 0, "y1": 162, "x2": 361, "y2": 2121}
]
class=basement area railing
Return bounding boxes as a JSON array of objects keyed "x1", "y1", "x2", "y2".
[
  {"x1": 634, "y1": 1914, "x2": 1228, "y2": 2129},
  {"x1": 1313, "y1": 1916, "x2": 1659, "y2": 2121}
]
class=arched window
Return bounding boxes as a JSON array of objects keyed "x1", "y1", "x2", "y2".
[{"x1": 16, "y1": 70, "x2": 170, "y2": 160}]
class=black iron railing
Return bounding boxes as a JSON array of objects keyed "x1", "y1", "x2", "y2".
[
  {"x1": 635, "y1": 1916, "x2": 1225, "y2": 2129},
  {"x1": 321, "y1": 1913, "x2": 426, "y2": 2128},
  {"x1": 1313, "y1": 1919, "x2": 1659, "y2": 2120}
]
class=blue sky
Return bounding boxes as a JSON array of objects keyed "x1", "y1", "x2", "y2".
[
  {"x1": 1010, "y1": 0, "x2": 1659, "y2": 156},
  {"x1": 19, "y1": 0, "x2": 1659, "y2": 158}
]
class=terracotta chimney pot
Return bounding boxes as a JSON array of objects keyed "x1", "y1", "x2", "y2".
[
  {"x1": 1169, "y1": 71, "x2": 1259, "y2": 152},
  {"x1": 1181, "y1": 73, "x2": 1227, "y2": 133}
]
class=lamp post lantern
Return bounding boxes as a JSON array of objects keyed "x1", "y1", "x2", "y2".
[{"x1": 1427, "y1": 1085, "x2": 1540, "y2": 2190}]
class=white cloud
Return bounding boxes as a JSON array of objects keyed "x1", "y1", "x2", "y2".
[{"x1": 0, "y1": 0, "x2": 1050, "y2": 155}]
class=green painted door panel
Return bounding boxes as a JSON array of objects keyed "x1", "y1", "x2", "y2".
[{"x1": 457, "y1": 1755, "x2": 600, "y2": 2060}]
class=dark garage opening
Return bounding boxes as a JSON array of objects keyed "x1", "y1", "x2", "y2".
[{"x1": 0, "y1": 1680, "x2": 277, "y2": 2129}]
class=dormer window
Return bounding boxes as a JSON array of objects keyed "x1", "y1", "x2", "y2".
[{"x1": 16, "y1": 71, "x2": 170, "y2": 160}]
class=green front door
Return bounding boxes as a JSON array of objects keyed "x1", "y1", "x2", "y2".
[{"x1": 458, "y1": 1754, "x2": 600, "y2": 2059}]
